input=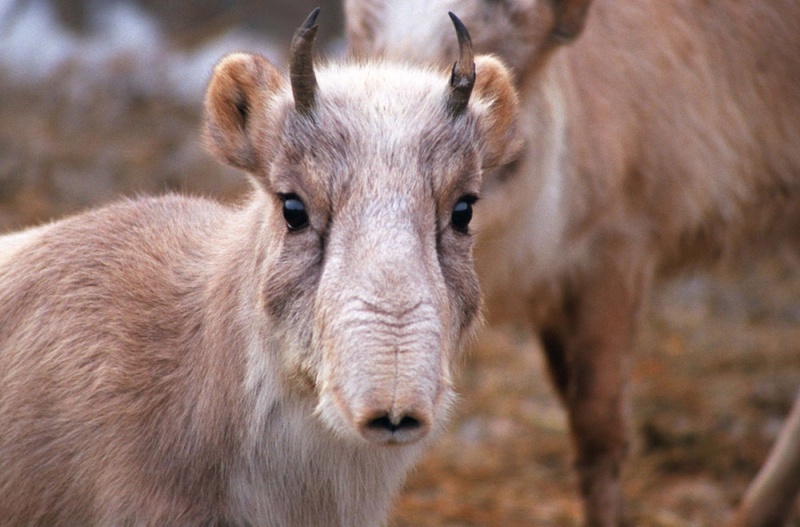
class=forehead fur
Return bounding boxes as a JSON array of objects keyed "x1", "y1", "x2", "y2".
[
  {"x1": 317, "y1": 62, "x2": 448, "y2": 117},
  {"x1": 269, "y1": 60, "x2": 482, "y2": 198}
]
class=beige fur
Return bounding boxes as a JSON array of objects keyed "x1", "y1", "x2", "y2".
[
  {"x1": 345, "y1": 1, "x2": 800, "y2": 526},
  {"x1": 0, "y1": 223, "x2": 55, "y2": 268},
  {"x1": 0, "y1": 27, "x2": 521, "y2": 527}
]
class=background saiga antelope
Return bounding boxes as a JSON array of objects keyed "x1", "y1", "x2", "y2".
[{"x1": 345, "y1": 0, "x2": 800, "y2": 525}]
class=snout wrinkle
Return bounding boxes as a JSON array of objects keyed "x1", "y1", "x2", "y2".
[
  {"x1": 355, "y1": 298, "x2": 424, "y2": 319},
  {"x1": 318, "y1": 290, "x2": 445, "y2": 445}
]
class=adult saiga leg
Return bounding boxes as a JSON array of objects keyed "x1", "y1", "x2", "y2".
[
  {"x1": 730, "y1": 388, "x2": 800, "y2": 527},
  {"x1": 539, "y1": 248, "x2": 652, "y2": 527}
]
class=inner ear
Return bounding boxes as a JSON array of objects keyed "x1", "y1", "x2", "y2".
[
  {"x1": 203, "y1": 53, "x2": 284, "y2": 173},
  {"x1": 235, "y1": 90, "x2": 250, "y2": 130}
]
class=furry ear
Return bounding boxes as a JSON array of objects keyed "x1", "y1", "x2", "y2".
[
  {"x1": 470, "y1": 55, "x2": 523, "y2": 171},
  {"x1": 343, "y1": 0, "x2": 380, "y2": 58},
  {"x1": 203, "y1": 53, "x2": 284, "y2": 173},
  {"x1": 551, "y1": 0, "x2": 593, "y2": 42}
]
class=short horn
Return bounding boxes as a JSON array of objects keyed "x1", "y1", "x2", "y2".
[
  {"x1": 446, "y1": 12, "x2": 475, "y2": 116},
  {"x1": 290, "y1": 7, "x2": 321, "y2": 115}
]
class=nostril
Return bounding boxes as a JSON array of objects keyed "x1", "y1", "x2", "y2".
[
  {"x1": 358, "y1": 409, "x2": 431, "y2": 444},
  {"x1": 366, "y1": 413, "x2": 422, "y2": 434}
]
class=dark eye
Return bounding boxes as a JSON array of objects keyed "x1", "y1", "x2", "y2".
[
  {"x1": 451, "y1": 195, "x2": 477, "y2": 233},
  {"x1": 280, "y1": 194, "x2": 309, "y2": 231}
]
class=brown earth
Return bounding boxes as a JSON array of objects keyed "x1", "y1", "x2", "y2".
[{"x1": 1, "y1": 3, "x2": 799, "y2": 525}]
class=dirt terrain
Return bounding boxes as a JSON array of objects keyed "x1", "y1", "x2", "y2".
[{"x1": 1, "y1": 2, "x2": 799, "y2": 525}]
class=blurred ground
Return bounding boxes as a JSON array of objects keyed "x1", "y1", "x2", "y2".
[
  {"x1": 1, "y1": 2, "x2": 799, "y2": 526},
  {"x1": 392, "y1": 257, "x2": 800, "y2": 527}
]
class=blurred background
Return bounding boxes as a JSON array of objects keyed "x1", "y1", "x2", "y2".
[
  {"x1": 0, "y1": 0, "x2": 343, "y2": 229},
  {"x1": 1, "y1": 1, "x2": 799, "y2": 525}
]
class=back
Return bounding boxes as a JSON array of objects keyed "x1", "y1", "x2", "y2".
[{"x1": 558, "y1": 0, "x2": 800, "y2": 262}]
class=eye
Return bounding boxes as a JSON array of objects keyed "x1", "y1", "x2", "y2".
[
  {"x1": 280, "y1": 193, "x2": 309, "y2": 231},
  {"x1": 451, "y1": 195, "x2": 477, "y2": 233}
]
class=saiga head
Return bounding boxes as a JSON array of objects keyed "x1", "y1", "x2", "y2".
[
  {"x1": 204, "y1": 9, "x2": 521, "y2": 445},
  {"x1": 346, "y1": 0, "x2": 593, "y2": 78}
]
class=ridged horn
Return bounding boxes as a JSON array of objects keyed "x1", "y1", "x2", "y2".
[
  {"x1": 446, "y1": 12, "x2": 475, "y2": 116},
  {"x1": 290, "y1": 8, "x2": 320, "y2": 115}
]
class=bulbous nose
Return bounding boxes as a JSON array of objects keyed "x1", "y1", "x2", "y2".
[{"x1": 358, "y1": 408, "x2": 431, "y2": 445}]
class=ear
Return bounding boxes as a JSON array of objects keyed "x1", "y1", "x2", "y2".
[
  {"x1": 550, "y1": 0, "x2": 593, "y2": 43},
  {"x1": 343, "y1": 0, "x2": 380, "y2": 58},
  {"x1": 470, "y1": 55, "x2": 523, "y2": 171},
  {"x1": 203, "y1": 53, "x2": 284, "y2": 173}
]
